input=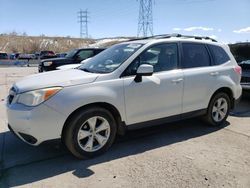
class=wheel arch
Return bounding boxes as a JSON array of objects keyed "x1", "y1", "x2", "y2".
[
  {"x1": 208, "y1": 87, "x2": 234, "y2": 110},
  {"x1": 62, "y1": 102, "x2": 126, "y2": 139}
]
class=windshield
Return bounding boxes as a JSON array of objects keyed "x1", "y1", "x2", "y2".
[
  {"x1": 79, "y1": 43, "x2": 143, "y2": 73},
  {"x1": 65, "y1": 49, "x2": 78, "y2": 58}
]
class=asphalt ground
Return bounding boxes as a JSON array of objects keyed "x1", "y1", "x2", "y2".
[{"x1": 0, "y1": 67, "x2": 250, "y2": 188}]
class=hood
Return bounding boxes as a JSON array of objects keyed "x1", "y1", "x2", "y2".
[
  {"x1": 40, "y1": 57, "x2": 73, "y2": 66},
  {"x1": 56, "y1": 64, "x2": 80, "y2": 70},
  {"x1": 14, "y1": 69, "x2": 99, "y2": 93},
  {"x1": 41, "y1": 57, "x2": 69, "y2": 62}
]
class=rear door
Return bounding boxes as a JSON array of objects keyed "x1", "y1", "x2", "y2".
[{"x1": 181, "y1": 42, "x2": 218, "y2": 113}]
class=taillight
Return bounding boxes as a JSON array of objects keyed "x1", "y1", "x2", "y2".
[{"x1": 234, "y1": 65, "x2": 242, "y2": 75}]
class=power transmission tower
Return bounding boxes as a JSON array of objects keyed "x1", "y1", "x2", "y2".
[
  {"x1": 137, "y1": 0, "x2": 153, "y2": 37},
  {"x1": 78, "y1": 9, "x2": 89, "y2": 38}
]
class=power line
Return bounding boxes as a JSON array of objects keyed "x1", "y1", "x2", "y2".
[
  {"x1": 137, "y1": 0, "x2": 153, "y2": 37},
  {"x1": 78, "y1": 9, "x2": 89, "y2": 38}
]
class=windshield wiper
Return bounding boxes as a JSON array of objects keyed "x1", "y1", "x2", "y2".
[
  {"x1": 81, "y1": 68, "x2": 96, "y2": 73},
  {"x1": 80, "y1": 68, "x2": 110, "y2": 74}
]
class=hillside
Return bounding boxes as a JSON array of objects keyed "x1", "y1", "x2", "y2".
[{"x1": 0, "y1": 35, "x2": 130, "y2": 54}]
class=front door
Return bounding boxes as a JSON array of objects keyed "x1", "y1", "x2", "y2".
[{"x1": 122, "y1": 43, "x2": 184, "y2": 125}]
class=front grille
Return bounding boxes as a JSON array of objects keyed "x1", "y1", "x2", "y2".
[{"x1": 241, "y1": 76, "x2": 250, "y2": 83}]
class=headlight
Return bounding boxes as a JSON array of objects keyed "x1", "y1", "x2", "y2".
[
  {"x1": 43, "y1": 61, "x2": 53, "y2": 66},
  {"x1": 17, "y1": 87, "x2": 62, "y2": 107}
]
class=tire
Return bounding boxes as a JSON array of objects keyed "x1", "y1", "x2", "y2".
[
  {"x1": 63, "y1": 107, "x2": 117, "y2": 159},
  {"x1": 38, "y1": 66, "x2": 43, "y2": 73},
  {"x1": 204, "y1": 92, "x2": 231, "y2": 126}
]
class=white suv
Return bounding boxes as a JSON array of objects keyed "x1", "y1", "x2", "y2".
[{"x1": 7, "y1": 34, "x2": 242, "y2": 158}]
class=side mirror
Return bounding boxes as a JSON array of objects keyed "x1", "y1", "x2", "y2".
[{"x1": 135, "y1": 64, "x2": 153, "y2": 82}]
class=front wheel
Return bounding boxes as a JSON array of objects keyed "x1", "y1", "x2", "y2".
[
  {"x1": 63, "y1": 107, "x2": 117, "y2": 159},
  {"x1": 204, "y1": 93, "x2": 231, "y2": 126}
]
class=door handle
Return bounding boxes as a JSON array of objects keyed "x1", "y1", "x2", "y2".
[
  {"x1": 172, "y1": 78, "x2": 183, "y2": 83},
  {"x1": 210, "y1": 72, "x2": 219, "y2": 76}
]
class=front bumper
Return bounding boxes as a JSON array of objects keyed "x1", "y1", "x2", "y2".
[
  {"x1": 38, "y1": 65, "x2": 56, "y2": 72},
  {"x1": 7, "y1": 102, "x2": 67, "y2": 145}
]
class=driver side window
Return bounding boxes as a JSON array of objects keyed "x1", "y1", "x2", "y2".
[
  {"x1": 76, "y1": 50, "x2": 94, "y2": 61},
  {"x1": 124, "y1": 43, "x2": 178, "y2": 76}
]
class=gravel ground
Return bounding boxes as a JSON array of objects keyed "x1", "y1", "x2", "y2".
[{"x1": 0, "y1": 67, "x2": 250, "y2": 188}]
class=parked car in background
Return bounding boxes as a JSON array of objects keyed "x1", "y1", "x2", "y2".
[
  {"x1": 229, "y1": 43, "x2": 250, "y2": 91},
  {"x1": 9, "y1": 54, "x2": 16, "y2": 60},
  {"x1": 39, "y1": 48, "x2": 105, "y2": 72},
  {"x1": 7, "y1": 34, "x2": 242, "y2": 159},
  {"x1": 0, "y1": 52, "x2": 8, "y2": 59},
  {"x1": 39, "y1": 51, "x2": 57, "y2": 60},
  {"x1": 56, "y1": 58, "x2": 91, "y2": 70},
  {"x1": 18, "y1": 54, "x2": 36, "y2": 60},
  {"x1": 239, "y1": 60, "x2": 250, "y2": 90},
  {"x1": 13, "y1": 53, "x2": 20, "y2": 59},
  {"x1": 56, "y1": 53, "x2": 67, "y2": 58}
]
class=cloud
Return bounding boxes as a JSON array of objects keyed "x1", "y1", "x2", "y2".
[
  {"x1": 172, "y1": 26, "x2": 214, "y2": 32},
  {"x1": 177, "y1": 0, "x2": 215, "y2": 3},
  {"x1": 173, "y1": 28, "x2": 182, "y2": 31},
  {"x1": 233, "y1": 27, "x2": 250, "y2": 34},
  {"x1": 184, "y1": 26, "x2": 214, "y2": 31},
  {"x1": 218, "y1": 29, "x2": 222, "y2": 32}
]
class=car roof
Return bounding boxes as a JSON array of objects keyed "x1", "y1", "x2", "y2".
[
  {"x1": 78, "y1": 47, "x2": 106, "y2": 50},
  {"x1": 122, "y1": 34, "x2": 223, "y2": 46}
]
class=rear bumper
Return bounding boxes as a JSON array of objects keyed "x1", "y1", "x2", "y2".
[
  {"x1": 232, "y1": 96, "x2": 241, "y2": 110},
  {"x1": 231, "y1": 84, "x2": 242, "y2": 110}
]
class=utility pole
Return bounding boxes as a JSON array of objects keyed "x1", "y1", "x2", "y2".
[
  {"x1": 137, "y1": 0, "x2": 153, "y2": 37},
  {"x1": 78, "y1": 9, "x2": 89, "y2": 38}
]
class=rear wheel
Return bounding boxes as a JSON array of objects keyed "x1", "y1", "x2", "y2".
[
  {"x1": 63, "y1": 107, "x2": 117, "y2": 159},
  {"x1": 204, "y1": 93, "x2": 231, "y2": 126}
]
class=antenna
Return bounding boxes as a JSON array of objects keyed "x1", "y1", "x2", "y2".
[
  {"x1": 137, "y1": 0, "x2": 153, "y2": 37},
  {"x1": 78, "y1": 9, "x2": 89, "y2": 38}
]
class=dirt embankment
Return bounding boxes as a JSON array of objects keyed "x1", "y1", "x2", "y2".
[
  {"x1": 0, "y1": 35, "x2": 131, "y2": 54},
  {"x1": 0, "y1": 35, "x2": 95, "y2": 53}
]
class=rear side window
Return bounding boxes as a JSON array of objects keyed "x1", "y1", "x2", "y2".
[
  {"x1": 182, "y1": 43, "x2": 211, "y2": 68},
  {"x1": 208, "y1": 45, "x2": 230, "y2": 65}
]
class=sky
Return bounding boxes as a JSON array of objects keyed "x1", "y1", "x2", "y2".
[{"x1": 0, "y1": 0, "x2": 249, "y2": 43}]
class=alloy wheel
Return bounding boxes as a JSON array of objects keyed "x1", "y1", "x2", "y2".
[
  {"x1": 212, "y1": 97, "x2": 228, "y2": 122},
  {"x1": 77, "y1": 116, "x2": 111, "y2": 152}
]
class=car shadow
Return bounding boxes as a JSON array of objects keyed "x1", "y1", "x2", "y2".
[
  {"x1": 230, "y1": 91, "x2": 250, "y2": 117},
  {"x1": 1, "y1": 119, "x2": 229, "y2": 187}
]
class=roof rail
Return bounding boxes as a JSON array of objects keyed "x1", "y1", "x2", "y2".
[
  {"x1": 127, "y1": 34, "x2": 176, "y2": 41},
  {"x1": 128, "y1": 33, "x2": 217, "y2": 42},
  {"x1": 174, "y1": 34, "x2": 217, "y2": 42}
]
